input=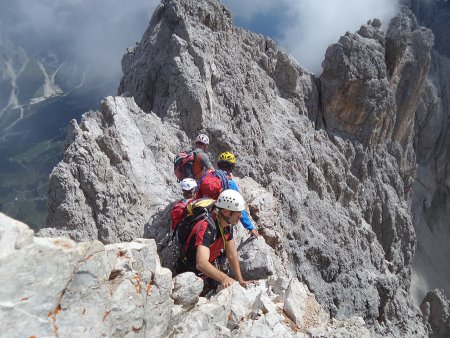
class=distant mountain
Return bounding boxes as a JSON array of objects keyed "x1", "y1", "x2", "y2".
[
  {"x1": 2, "y1": 0, "x2": 449, "y2": 336},
  {"x1": 0, "y1": 0, "x2": 152, "y2": 227},
  {"x1": 0, "y1": 10, "x2": 116, "y2": 228}
]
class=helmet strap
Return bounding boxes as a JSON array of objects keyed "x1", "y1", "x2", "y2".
[
  {"x1": 217, "y1": 209, "x2": 231, "y2": 228},
  {"x1": 183, "y1": 190, "x2": 195, "y2": 198}
]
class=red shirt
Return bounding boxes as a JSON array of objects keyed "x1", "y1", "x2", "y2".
[{"x1": 184, "y1": 215, "x2": 233, "y2": 270}]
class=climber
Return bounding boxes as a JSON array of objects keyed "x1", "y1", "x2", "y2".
[
  {"x1": 192, "y1": 133, "x2": 215, "y2": 182},
  {"x1": 170, "y1": 178, "x2": 198, "y2": 231},
  {"x1": 176, "y1": 189, "x2": 252, "y2": 290},
  {"x1": 217, "y1": 151, "x2": 259, "y2": 237},
  {"x1": 197, "y1": 151, "x2": 259, "y2": 237}
]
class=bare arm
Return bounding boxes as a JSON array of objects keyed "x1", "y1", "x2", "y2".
[
  {"x1": 196, "y1": 245, "x2": 235, "y2": 287},
  {"x1": 199, "y1": 152, "x2": 215, "y2": 171},
  {"x1": 225, "y1": 239, "x2": 245, "y2": 285},
  {"x1": 249, "y1": 228, "x2": 259, "y2": 237}
]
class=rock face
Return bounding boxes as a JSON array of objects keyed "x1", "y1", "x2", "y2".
[
  {"x1": 1, "y1": 212, "x2": 385, "y2": 337},
  {"x1": 38, "y1": 0, "x2": 449, "y2": 336},
  {"x1": 1, "y1": 213, "x2": 174, "y2": 338},
  {"x1": 321, "y1": 12, "x2": 433, "y2": 146},
  {"x1": 40, "y1": 96, "x2": 182, "y2": 243},
  {"x1": 399, "y1": 0, "x2": 450, "y2": 308},
  {"x1": 406, "y1": 0, "x2": 450, "y2": 58},
  {"x1": 420, "y1": 289, "x2": 450, "y2": 338}
]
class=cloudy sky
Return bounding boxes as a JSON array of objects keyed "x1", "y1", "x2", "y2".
[{"x1": 1, "y1": 0, "x2": 399, "y2": 80}]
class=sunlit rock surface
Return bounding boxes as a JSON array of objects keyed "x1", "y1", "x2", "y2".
[
  {"x1": 1, "y1": 212, "x2": 386, "y2": 337},
  {"x1": 37, "y1": 0, "x2": 450, "y2": 336}
]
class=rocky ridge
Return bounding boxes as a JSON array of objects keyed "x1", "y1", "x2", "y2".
[
  {"x1": 400, "y1": 0, "x2": 450, "y2": 308},
  {"x1": 1, "y1": 212, "x2": 385, "y2": 338},
  {"x1": 34, "y1": 0, "x2": 450, "y2": 336}
]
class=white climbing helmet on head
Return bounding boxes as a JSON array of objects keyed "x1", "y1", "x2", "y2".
[
  {"x1": 195, "y1": 133, "x2": 209, "y2": 145},
  {"x1": 216, "y1": 189, "x2": 245, "y2": 212},
  {"x1": 180, "y1": 178, "x2": 197, "y2": 191}
]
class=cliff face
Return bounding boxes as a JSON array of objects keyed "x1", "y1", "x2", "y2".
[
  {"x1": 38, "y1": 0, "x2": 449, "y2": 336},
  {"x1": 400, "y1": 0, "x2": 450, "y2": 309}
]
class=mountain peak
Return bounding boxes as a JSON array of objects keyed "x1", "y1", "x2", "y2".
[{"x1": 32, "y1": 0, "x2": 450, "y2": 336}]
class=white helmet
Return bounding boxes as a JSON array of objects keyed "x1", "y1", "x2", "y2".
[
  {"x1": 180, "y1": 178, "x2": 197, "y2": 191},
  {"x1": 216, "y1": 189, "x2": 245, "y2": 212},
  {"x1": 195, "y1": 133, "x2": 209, "y2": 145}
]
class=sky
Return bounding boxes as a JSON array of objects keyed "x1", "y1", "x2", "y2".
[
  {"x1": 1, "y1": 0, "x2": 399, "y2": 81},
  {"x1": 225, "y1": 0, "x2": 399, "y2": 73}
]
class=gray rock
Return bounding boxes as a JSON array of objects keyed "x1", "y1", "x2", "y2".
[
  {"x1": 39, "y1": 96, "x2": 182, "y2": 243},
  {"x1": 407, "y1": 0, "x2": 450, "y2": 57},
  {"x1": 420, "y1": 289, "x2": 450, "y2": 338},
  {"x1": 0, "y1": 212, "x2": 34, "y2": 257},
  {"x1": 236, "y1": 177, "x2": 283, "y2": 248},
  {"x1": 283, "y1": 279, "x2": 329, "y2": 329},
  {"x1": 307, "y1": 317, "x2": 385, "y2": 338},
  {"x1": 236, "y1": 234, "x2": 274, "y2": 280},
  {"x1": 39, "y1": 0, "x2": 450, "y2": 336},
  {"x1": 172, "y1": 272, "x2": 204, "y2": 306},
  {"x1": 0, "y1": 213, "x2": 173, "y2": 338},
  {"x1": 321, "y1": 8, "x2": 433, "y2": 146},
  {"x1": 0, "y1": 212, "x2": 391, "y2": 337}
]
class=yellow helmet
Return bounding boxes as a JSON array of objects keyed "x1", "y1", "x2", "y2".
[{"x1": 218, "y1": 151, "x2": 236, "y2": 164}]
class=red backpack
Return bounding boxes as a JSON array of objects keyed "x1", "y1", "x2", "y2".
[
  {"x1": 196, "y1": 170, "x2": 229, "y2": 200},
  {"x1": 171, "y1": 198, "x2": 216, "y2": 249},
  {"x1": 173, "y1": 149, "x2": 197, "y2": 181},
  {"x1": 170, "y1": 198, "x2": 193, "y2": 231}
]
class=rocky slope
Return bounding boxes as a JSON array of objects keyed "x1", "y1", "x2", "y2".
[
  {"x1": 399, "y1": 0, "x2": 450, "y2": 307},
  {"x1": 2, "y1": 212, "x2": 389, "y2": 338},
  {"x1": 36, "y1": 0, "x2": 450, "y2": 336}
]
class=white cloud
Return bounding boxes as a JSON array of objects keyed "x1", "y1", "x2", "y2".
[
  {"x1": 224, "y1": 0, "x2": 399, "y2": 74},
  {"x1": 7, "y1": 0, "x2": 160, "y2": 79},
  {"x1": 278, "y1": 0, "x2": 399, "y2": 74},
  {"x1": 4, "y1": 0, "x2": 399, "y2": 81}
]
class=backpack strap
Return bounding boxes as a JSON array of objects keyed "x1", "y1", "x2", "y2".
[
  {"x1": 192, "y1": 148, "x2": 200, "y2": 161},
  {"x1": 181, "y1": 214, "x2": 216, "y2": 257}
]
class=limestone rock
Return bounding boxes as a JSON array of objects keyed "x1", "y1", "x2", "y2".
[
  {"x1": 172, "y1": 272, "x2": 204, "y2": 306},
  {"x1": 420, "y1": 289, "x2": 450, "y2": 338},
  {"x1": 0, "y1": 212, "x2": 392, "y2": 337},
  {"x1": 0, "y1": 212, "x2": 173, "y2": 338},
  {"x1": 306, "y1": 317, "x2": 385, "y2": 338},
  {"x1": 321, "y1": 8, "x2": 433, "y2": 146},
  {"x1": 39, "y1": 96, "x2": 182, "y2": 243},
  {"x1": 0, "y1": 212, "x2": 34, "y2": 257},
  {"x1": 407, "y1": 0, "x2": 450, "y2": 57},
  {"x1": 283, "y1": 279, "x2": 329, "y2": 329},
  {"x1": 40, "y1": 0, "x2": 447, "y2": 336},
  {"x1": 171, "y1": 279, "x2": 383, "y2": 337},
  {"x1": 236, "y1": 176, "x2": 283, "y2": 248},
  {"x1": 236, "y1": 234, "x2": 274, "y2": 280}
]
